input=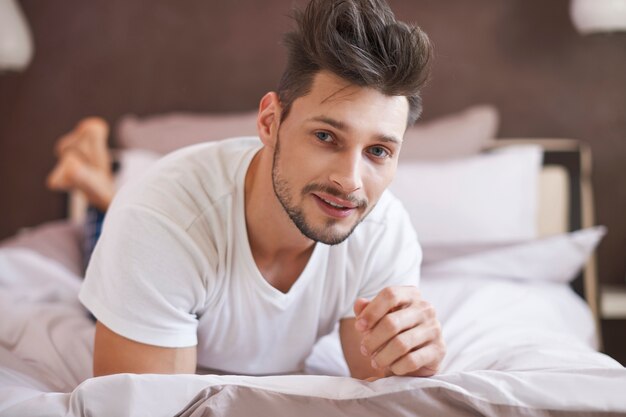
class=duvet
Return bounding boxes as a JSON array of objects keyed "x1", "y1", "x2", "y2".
[{"x1": 0, "y1": 226, "x2": 625, "y2": 416}]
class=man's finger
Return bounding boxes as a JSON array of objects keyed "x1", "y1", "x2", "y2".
[
  {"x1": 353, "y1": 298, "x2": 370, "y2": 318},
  {"x1": 388, "y1": 343, "x2": 445, "y2": 377},
  {"x1": 370, "y1": 323, "x2": 441, "y2": 369},
  {"x1": 355, "y1": 286, "x2": 419, "y2": 332},
  {"x1": 360, "y1": 305, "x2": 424, "y2": 356}
]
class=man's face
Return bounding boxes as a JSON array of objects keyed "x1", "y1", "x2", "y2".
[{"x1": 271, "y1": 71, "x2": 409, "y2": 245}]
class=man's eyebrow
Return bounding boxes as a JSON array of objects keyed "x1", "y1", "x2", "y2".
[
  {"x1": 307, "y1": 116, "x2": 403, "y2": 145},
  {"x1": 309, "y1": 116, "x2": 345, "y2": 130}
]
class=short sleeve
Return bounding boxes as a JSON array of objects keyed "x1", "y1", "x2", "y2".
[
  {"x1": 340, "y1": 196, "x2": 422, "y2": 319},
  {"x1": 78, "y1": 204, "x2": 211, "y2": 348}
]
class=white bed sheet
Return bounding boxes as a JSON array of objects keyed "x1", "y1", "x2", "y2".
[{"x1": 0, "y1": 239, "x2": 625, "y2": 416}]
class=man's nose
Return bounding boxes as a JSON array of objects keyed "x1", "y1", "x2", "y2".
[{"x1": 329, "y1": 150, "x2": 363, "y2": 193}]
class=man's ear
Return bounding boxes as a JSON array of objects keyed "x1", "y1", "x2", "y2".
[{"x1": 257, "y1": 92, "x2": 282, "y2": 149}]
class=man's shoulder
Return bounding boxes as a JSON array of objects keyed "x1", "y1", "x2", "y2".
[{"x1": 110, "y1": 136, "x2": 261, "y2": 227}]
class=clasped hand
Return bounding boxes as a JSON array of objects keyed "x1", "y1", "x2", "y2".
[{"x1": 354, "y1": 286, "x2": 446, "y2": 378}]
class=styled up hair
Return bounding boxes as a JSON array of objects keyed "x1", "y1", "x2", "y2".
[{"x1": 277, "y1": 0, "x2": 433, "y2": 127}]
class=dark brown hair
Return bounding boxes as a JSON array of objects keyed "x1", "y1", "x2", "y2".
[{"x1": 277, "y1": 0, "x2": 433, "y2": 126}]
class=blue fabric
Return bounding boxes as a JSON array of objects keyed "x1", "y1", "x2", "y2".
[
  {"x1": 83, "y1": 206, "x2": 105, "y2": 323},
  {"x1": 83, "y1": 206, "x2": 105, "y2": 271}
]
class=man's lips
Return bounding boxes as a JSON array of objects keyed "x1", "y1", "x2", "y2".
[
  {"x1": 311, "y1": 192, "x2": 361, "y2": 219},
  {"x1": 312, "y1": 192, "x2": 358, "y2": 209}
]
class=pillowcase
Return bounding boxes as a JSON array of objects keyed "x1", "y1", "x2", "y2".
[
  {"x1": 116, "y1": 111, "x2": 258, "y2": 154},
  {"x1": 400, "y1": 104, "x2": 499, "y2": 162},
  {"x1": 389, "y1": 145, "x2": 543, "y2": 244},
  {"x1": 420, "y1": 226, "x2": 606, "y2": 283},
  {"x1": 0, "y1": 220, "x2": 84, "y2": 277},
  {"x1": 113, "y1": 148, "x2": 162, "y2": 191},
  {"x1": 115, "y1": 105, "x2": 499, "y2": 158}
]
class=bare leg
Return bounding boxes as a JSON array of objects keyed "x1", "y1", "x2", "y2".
[{"x1": 47, "y1": 117, "x2": 114, "y2": 212}]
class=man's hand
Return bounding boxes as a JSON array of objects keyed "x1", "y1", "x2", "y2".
[{"x1": 353, "y1": 286, "x2": 445, "y2": 378}]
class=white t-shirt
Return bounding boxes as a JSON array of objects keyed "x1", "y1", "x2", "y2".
[{"x1": 79, "y1": 137, "x2": 421, "y2": 375}]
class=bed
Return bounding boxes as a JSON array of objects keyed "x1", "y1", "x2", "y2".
[{"x1": 1, "y1": 106, "x2": 625, "y2": 416}]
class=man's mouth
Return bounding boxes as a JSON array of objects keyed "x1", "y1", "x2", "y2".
[
  {"x1": 318, "y1": 196, "x2": 354, "y2": 209},
  {"x1": 312, "y1": 192, "x2": 360, "y2": 218}
]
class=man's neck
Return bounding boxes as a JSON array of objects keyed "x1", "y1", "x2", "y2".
[{"x1": 244, "y1": 148, "x2": 316, "y2": 292}]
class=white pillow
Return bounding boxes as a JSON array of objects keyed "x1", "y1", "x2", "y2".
[
  {"x1": 421, "y1": 226, "x2": 606, "y2": 283},
  {"x1": 389, "y1": 145, "x2": 543, "y2": 244},
  {"x1": 113, "y1": 148, "x2": 162, "y2": 192}
]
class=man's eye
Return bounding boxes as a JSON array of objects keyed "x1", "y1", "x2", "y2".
[
  {"x1": 315, "y1": 131, "x2": 332, "y2": 142},
  {"x1": 368, "y1": 146, "x2": 390, "y2": 159}
]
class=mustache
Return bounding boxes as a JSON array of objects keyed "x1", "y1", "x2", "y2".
[{"x1": 302, "y1": 183, "x2": 368, "y2": 208}]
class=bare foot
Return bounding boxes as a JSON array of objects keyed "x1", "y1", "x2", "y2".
[
  {"x1": 47, "y1": 151, "x2": 114, "y2": 212},
  {"x1": 47, "y1": 117, "x2": 114, "y2": 211},
  {"x1": 47, "y1": 152, "x2": 115, "y2": 211},
  {"x1": 54, "y1": 117, "x2": 111, "y2": 172}
]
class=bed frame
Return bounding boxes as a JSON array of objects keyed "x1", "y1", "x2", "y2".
[{"x1": 488, "y1": 138, "x2": 601, "y2": 347}]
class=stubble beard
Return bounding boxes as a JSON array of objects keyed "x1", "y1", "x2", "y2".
[{"x1": 271, "y1": 133, "x2": 370, "y2": 246}]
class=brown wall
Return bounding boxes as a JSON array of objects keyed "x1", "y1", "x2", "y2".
[{"x1": 1, "y1": 0, "x2": 625, "y2": 285}]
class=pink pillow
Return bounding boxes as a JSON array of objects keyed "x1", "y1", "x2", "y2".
[
  {"x1": 116, "y1": 105, "x2": 499, "y2": 159},
  {"x1": 0, "y1": 220, "x2": 84, "y2": 277},
  {"x1": 116, "y1": 111, "x2": 258, "y2": 154},
  {"x1": 401, "y1": 105, "x2": 499, "y2": 161}
]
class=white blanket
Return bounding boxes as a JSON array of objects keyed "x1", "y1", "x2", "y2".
[{"x1": 0, "y1": 244, "x2": 625, "y2": 416}]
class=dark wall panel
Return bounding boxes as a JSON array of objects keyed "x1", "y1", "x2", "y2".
[{"x1": 1, "y1": 0, "x2": 625, "y2": 284}]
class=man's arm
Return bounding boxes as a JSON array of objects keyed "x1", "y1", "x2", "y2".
[
  {"x1": 93, "y1": 321, "x2": 197, "y2": 377},
  {"x1": 339, "y1": 286, "x2": 446, "y2": 380}
]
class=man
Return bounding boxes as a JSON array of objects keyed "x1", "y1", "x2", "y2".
[{"x1": 78, "y1": 0, "x2": 445, "y2": 380}]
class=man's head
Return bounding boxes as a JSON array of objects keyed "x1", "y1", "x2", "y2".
[
  {"x1": 277, "y1": 0, "x2": 432, "y2": 128},
  {"x1": 256, "y1": 0, "x2": 432, "y2": 246}
]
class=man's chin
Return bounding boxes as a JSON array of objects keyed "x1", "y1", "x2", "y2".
[
  {"x1": 283, "y1": 200, "x2": 374, "y2": 245},
  {"x1": 315, "y1": 232, "x2": 352, "y2": 246},
  {"x1": 310, "y1": 232, "x2": 352, "y2": 246},
  {"x1": 298, "y1": 219, "x2": 360, "y2": 246}
]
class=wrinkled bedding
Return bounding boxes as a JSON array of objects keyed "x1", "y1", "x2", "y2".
[{"x1": 1, "y1": 236, "x2": 625, "y2": 416}]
